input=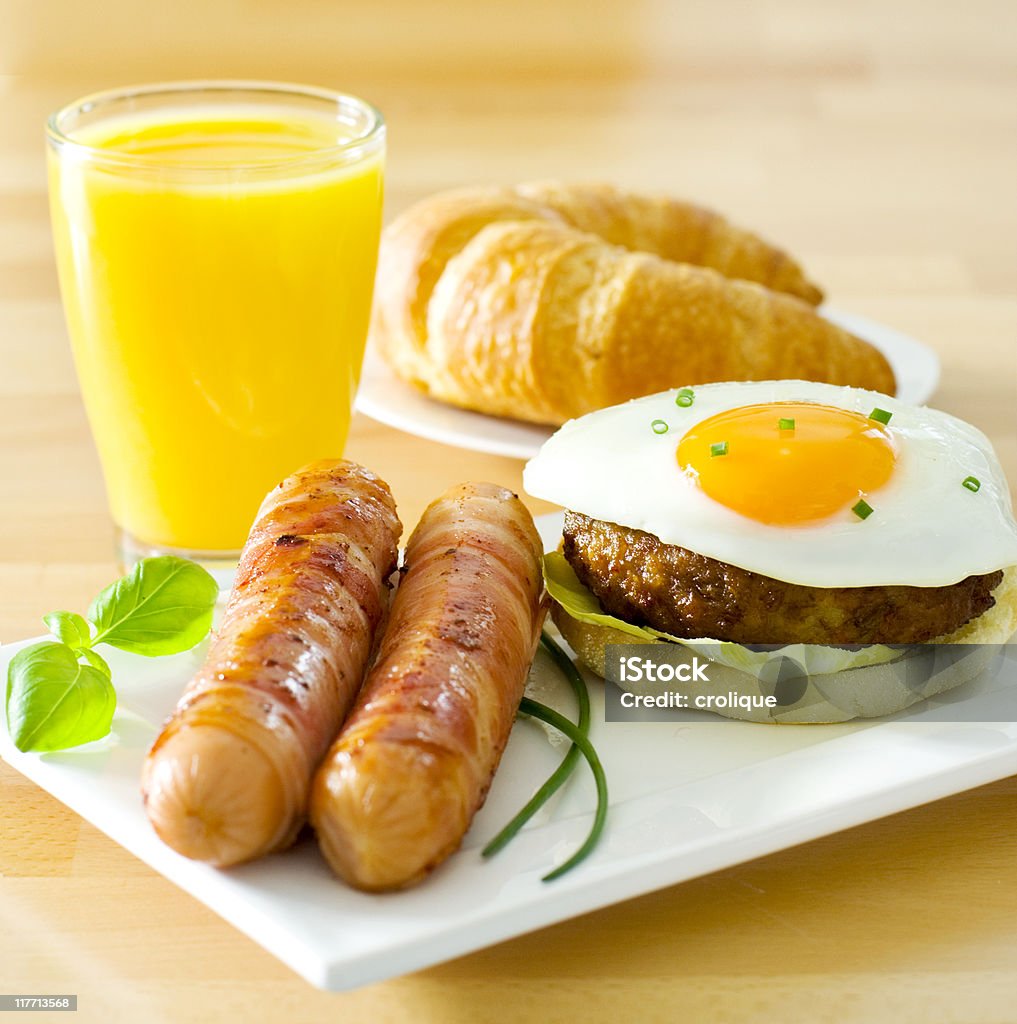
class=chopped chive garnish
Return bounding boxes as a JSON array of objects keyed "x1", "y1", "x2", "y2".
[
  {"x1": 852, "y1": 499, "x2": 874, "y2": 520},
  {"x1": 710, "y1": 441, "x2": 729, "y2": 457},
  {"x1": 675, "y1": 388, "x2": 695, "y2": 408},
  {"x1": 962, "y1": 476, "x2": 981, "y2": 493},
  {"x1": 518, "y1": 696, "x2": 608, "y2": 882},
  {"x1": 483, "y1": 631, "x2": 591, "y2": 860},
  {"x1": 869, "y1": 407, "x2": 893, "y2": 425},
  {"x1": 651, "y1": 419, "x2": 669, "y2": 435},
  {"x1": 778, "y1": 417, "x2": 796, "y2": 431}
]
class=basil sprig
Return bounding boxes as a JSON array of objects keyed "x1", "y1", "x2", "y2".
[{"x1": 5, "y1": 556, "x2": 217, "y2": 753}]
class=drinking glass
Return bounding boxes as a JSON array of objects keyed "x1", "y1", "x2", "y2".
[{"x1": 47, "y1": 81, "x2": 385, "y2": 573}]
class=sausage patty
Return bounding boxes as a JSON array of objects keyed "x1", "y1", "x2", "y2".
[{"x1": 562, "y1": 511, "x2": 1003, "y2": 645}]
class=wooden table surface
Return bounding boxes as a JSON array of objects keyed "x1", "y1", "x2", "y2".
[{"x1": 2, "y1": 1, "x2": 1016, "y2": 1020}]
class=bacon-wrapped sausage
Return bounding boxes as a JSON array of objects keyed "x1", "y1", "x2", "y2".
[
  {"x1": 309, "y1": 482, "x2": 546, "y2": 890},
  {"x1": 142, "y1": 460, "x2": 401, "y2": 866}
]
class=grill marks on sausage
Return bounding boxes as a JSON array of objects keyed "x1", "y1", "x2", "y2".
[
  {"x1": 157, "y1": 460, "x2": 401, "y2": 785},
  {"x1": 347, "y1": 498, "x2": 537, "y2": 765},
  {"x1": 201, "y1": 531, "x2": 394, "y2": 751}
]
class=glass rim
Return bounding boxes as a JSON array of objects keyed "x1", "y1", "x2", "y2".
[{"x1": 45, "y1": 79, "x2": 385, "y2": 172}]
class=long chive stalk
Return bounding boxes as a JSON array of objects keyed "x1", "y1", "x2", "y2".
[
  {"x1": 482, "y1": 631, "x2": 590, "y2": 858},
  {"x1": 516, "y1": 697, "x2": 609, "y2": 881}
]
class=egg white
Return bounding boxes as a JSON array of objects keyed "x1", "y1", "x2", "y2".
[{"x1": 523, "y1": 380, "x2": 1017, "y2": 588}]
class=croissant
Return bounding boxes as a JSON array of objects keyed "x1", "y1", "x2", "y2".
[{"x1": 371, "y1": 183, "x2": 896, "y2": 426}]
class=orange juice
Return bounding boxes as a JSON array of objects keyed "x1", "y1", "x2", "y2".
[{"x1": 48, "y1": 86, "x2": 384, "y2": 555}]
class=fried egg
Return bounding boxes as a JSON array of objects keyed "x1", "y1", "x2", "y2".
[{"x1": 523, "y1": 380, "x2": 1017, "y2": 588}]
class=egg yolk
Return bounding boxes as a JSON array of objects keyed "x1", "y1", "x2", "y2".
[{"x1": 676, "y1": 402, "x2": 897, "y2": 526}]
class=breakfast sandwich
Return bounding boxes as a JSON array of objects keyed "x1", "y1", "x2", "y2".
[{"x1": 523, "y1": 381, "x2": 1017, "y2": 722}]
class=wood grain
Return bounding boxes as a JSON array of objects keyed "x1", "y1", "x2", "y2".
[{"x1": 1, "y1": 0, "x2": 1016, "y2": 1019}]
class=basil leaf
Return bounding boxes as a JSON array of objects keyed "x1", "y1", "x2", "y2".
[
  {"x1": 88, "y1": 556, "x2": 218, "y2": 656},
  {"x1": 42, "y1": 611, "x2": 91, "y2": 649},
  {"x1": 78, "y1": 647, "x2": 111, "y2": 680},
  {"x1": 5, "y1": 642, "x2": 116, "y2": 752}
]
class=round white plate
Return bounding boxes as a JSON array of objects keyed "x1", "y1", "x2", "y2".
[{"x1": 355, "y1": 305, "x2": 941, "y2": 461}]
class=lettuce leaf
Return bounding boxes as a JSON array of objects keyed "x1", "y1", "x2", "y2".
[{"x1": 543, "y1": 551, "x2": 903, "y2": 679}]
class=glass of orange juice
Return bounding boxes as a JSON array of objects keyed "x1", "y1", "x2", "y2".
[{"x1": 47, "y1": 81, "x2": 385, "y2": 573}]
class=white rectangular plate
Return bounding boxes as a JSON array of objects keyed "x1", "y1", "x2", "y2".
[{"x1": 2, "y1": 513, "x2": 1016, "y2": 991}]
